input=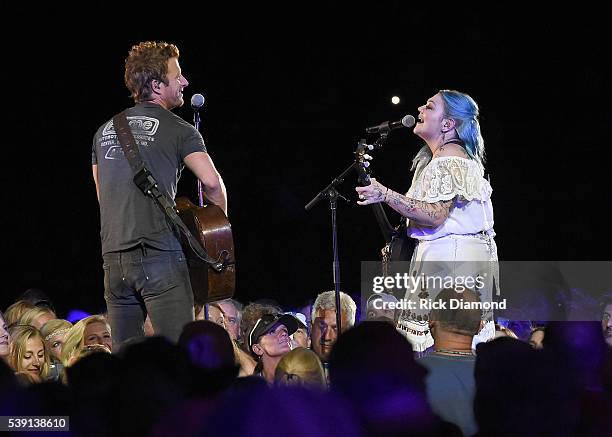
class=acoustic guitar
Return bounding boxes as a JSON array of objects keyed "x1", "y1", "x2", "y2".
[
  {"x1": 175, "y1": 197, "x2": 236, "y2": 305},
  {"x1": 355, "y1": 140, "x2": 414, "y2": 294}
]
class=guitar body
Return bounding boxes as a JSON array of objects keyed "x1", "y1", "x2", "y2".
[
  {"x1": 175, "y1": 197, "x2": 236, "y2": 305},
  {"x1": 386, "y1": 227, "x2": 416, "y2": 265}
]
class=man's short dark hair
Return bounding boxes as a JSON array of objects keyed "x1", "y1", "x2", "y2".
[
  {"x1": 600, "y1": 294, "x2": 612, "y2": 310},
  {"x1": 430, "y1": 287, "x2": 482, "y2": 336}
]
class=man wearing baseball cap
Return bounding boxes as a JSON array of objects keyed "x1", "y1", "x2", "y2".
[
  {"x1": 285, "y1": 312, "x2": 311, "y2": 349},
  {"x1": 249, "y1": 313, "x2": 299, "y2": 384}
]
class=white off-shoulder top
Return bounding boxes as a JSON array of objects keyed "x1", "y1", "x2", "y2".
[{"x1": 406, "y1": 156, "x2": 495, "y2": 241}]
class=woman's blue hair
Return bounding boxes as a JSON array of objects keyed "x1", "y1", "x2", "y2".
[{"x1": 439, "y1": 90, "x2": 485, "y2": 164}]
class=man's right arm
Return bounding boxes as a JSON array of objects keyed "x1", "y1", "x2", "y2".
[
  {"x1": 92, "y1": 164, "x2": 100, "y2": 203},
  {"x1": 184, "y1": 152, "x2": 228, "y2": 216}
]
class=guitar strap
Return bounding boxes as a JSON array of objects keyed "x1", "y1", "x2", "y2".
[{"x1": 112, "y1": 111, "x2": 224, "y2": 272}]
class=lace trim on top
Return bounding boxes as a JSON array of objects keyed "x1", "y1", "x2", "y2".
[{"x1": 407, "y1": 156, "x2": 492, "y2": 202}]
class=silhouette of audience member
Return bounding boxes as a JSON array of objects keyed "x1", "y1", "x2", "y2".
[
  {"x1": 311, "y1": 291, "x2": 356, "y2": 364},
  {"x1": 603, "y1": 346, "x2": 612, "y2": 393},
  {"x1": 16, "y1": 380, "x2": 72, "y2": 427},
  {"x1": 204, "y1": 383, "x2": 362, "y2": 437},
  {"x1": 111, "y1": 336, "x2": 193, "y2": 436},
  {"x1": 329, "y1": 321, "x2": 460, "y2": 436},
  {"x1": 475, "y1": 336, "x2": 580, "y2": 436},
  {"x1": 275, "y1": 347, "x2": 327, "y2": 390},
  {"x1": 544, "y1": 321, "x2": 607, "y2": 392},
  {"x1": 179, "y1": 320, "x2": 235, "y2": 371},
  {"x1": 418, "y1": 287, "x2": 481, "y2": 436},
  {"x1": 542, "y1": 321, "x2": 610, "y2": 435},
  {"x1": 600, "y1": 295, "x2": 612, "y2": 347},
  {"x1": 65, "y1": 351, "x2": 121, "y2": 437},
  {"x1": 0, "y1": 358, "x2": 21, "y2": 414},
  {"x1": 178, "y1": 320, "x2": 240, "y2": 389},
  {"x1": 150, "y1": 397, "x2": 219, "y2": 437},
  {"x1": 19, "y1": 288, "x2": 56, "y2": 315}
]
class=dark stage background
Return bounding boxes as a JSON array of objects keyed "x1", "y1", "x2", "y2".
[{"x1": 2, "y1": 7, "x2": 609, "y2": 317}]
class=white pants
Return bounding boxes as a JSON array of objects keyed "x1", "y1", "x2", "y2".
[{"x1": 397, "y1": 233, "x2": 499, "y2": 352}]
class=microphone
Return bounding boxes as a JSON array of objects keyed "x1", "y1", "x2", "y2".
[
  {"x1": 191, "y1": 94, "x2": 205, "y2": 128},
  {"x1": 191, "y1": 93, "x2": 205, "y2": 110},
  {"x1": 366, "y1": 114, "x2": 415, "y2": 134}
]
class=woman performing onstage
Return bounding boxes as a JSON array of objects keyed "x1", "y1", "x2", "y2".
[{"x1": 356, "y1": 89, "x2": 498, "y2": 353}]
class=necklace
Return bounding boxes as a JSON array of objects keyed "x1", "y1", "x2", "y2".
[
  {"x1": 432, "y1": 138, "x2": 464, "y2": 154},
  {"x1": 433, "y1": 349, "x2": 474, "y2": 356},
  {"x1": 443, "y1": 138, "x2": 465, "y2": 146}
]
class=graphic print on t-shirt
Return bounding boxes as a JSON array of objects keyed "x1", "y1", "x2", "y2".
[{"x1": 100, "y1": 116, "x2": 160, "y2": 160}]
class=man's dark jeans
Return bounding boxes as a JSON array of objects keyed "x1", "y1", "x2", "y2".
[{"x1": 103, "y1": 245, "x2": 194, "y2": 350}]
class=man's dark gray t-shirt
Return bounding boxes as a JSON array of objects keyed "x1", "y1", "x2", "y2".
[
  {"x1": 92, "y1": 103, "x2": 206, "y2": 255},
  {"x1": 418, "y1": 353, "x2": 477, "y2": 437}
]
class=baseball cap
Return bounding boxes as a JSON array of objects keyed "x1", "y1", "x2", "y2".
[
  {"x1": 367, "y1": 292, "x2": 398, "y2": 308},
  {"x1": 284, "y1": 312, "x2": 307, "y2": 329},
  {"x1": 248, "y1": 313, "x2": 299, "y2": 351}
]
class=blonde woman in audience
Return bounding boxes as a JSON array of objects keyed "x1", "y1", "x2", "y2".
[
  {"x1": 0, "y1": 311, "x2": 11, "y2": 364},
  {"x1": 61, "y1": 315, "x2": 112, "y2": 366},
  {"x1": 4, "y1": 300, "x2": 35, "y2": 328},
  {"x1": 8, "y1": 324, "x2": 50, "y2": 383},
  {"x1": 41, "y1": 319, "x2": 73, "y2": 362},
  {"x1": 19, "y1": 306, "x2": 57, "y2": 330},
  {"x1": 274, "y1": 347, "x2": 327, "y2": 390},
  {"x1": 39, "y1": 319, "x2": 73, "y2": 381}
]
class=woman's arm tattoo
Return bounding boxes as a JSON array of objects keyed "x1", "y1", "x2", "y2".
[{"x1": 386, "y1": 190, "x2": 453, "y2": 226}]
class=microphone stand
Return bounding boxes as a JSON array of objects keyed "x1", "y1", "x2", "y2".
[
  {"x1": 304, "y1": 130, "x2": 391, "y2": 334},
  {"x1": 305, "y1": 162, "x2": 354, "y2": 335},
  {"x1": 192, "y1": 106, "x2": 208, "y2": 321},
  {"x1": 194, "y1": 109, "x2": 205, "y2": 208}
]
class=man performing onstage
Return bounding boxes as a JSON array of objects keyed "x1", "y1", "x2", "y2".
[{"x1": 92, "y1": 41, "x2": 227, "y2": 350}]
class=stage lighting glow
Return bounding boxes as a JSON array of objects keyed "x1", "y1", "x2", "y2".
[
  {"x1": 67, "y1": 309, "x2": 92, "y2": 323},
  {"x1": 391, "y1": 96, "x2": 400, "y2": 105}
]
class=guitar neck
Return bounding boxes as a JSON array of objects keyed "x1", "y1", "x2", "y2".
[
  {"x1": 370, "y1": 203, "x2": 394, "y2": 244},
  {"x1": 354, "y1": 139, "x2": 396, "y2": 245}
]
